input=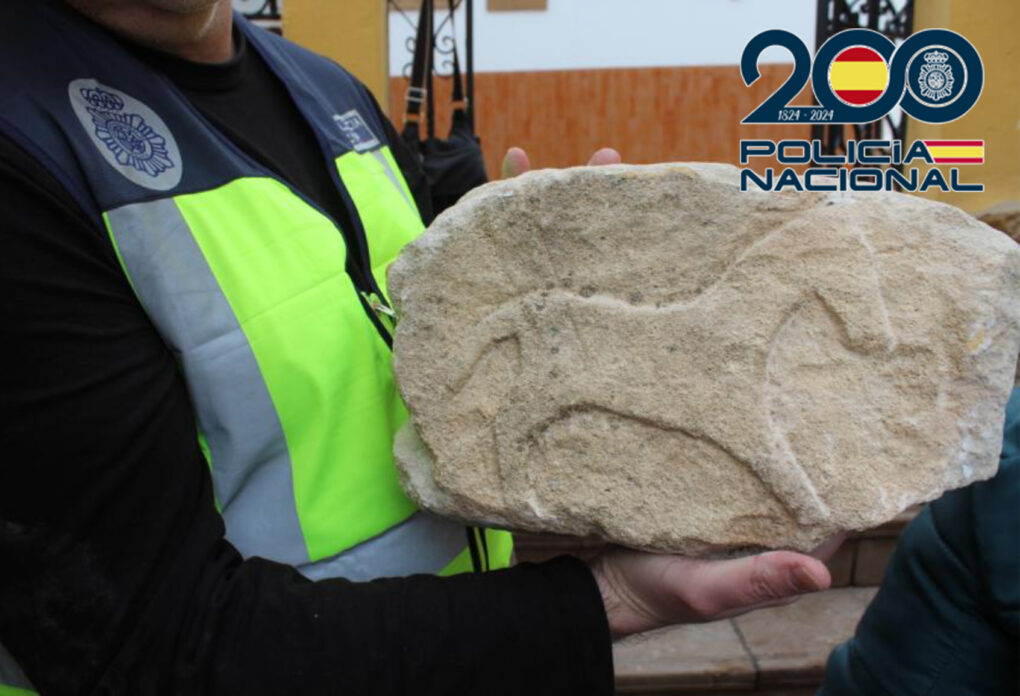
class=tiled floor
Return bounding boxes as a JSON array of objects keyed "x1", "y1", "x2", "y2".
[
  {"x1": 612, "y1": 620, "x2": 754, "y2": 693},
  {"x1": 614, "y1": 587, "x2": 878, "y2": 695}
]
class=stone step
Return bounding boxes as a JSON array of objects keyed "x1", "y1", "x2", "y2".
[
  {"x1": 613, "y1": 587, "x2": 878, "y2": 695},
  {"x1": 513, "y1": 513, "x2": 915, "y2": 692}
]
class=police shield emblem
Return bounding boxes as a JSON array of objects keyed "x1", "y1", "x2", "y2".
[
  {"x1": 906, "y1": 45, "x2": 969, "y2": 110},
  {"x1": 918, "y1": 50, "x2": 955, "y2": 102},
  {"x1": 68, "y1": 78, "x2": 183, "y2": 191}
]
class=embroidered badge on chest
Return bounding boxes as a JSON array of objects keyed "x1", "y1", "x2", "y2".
[{"x1": 68, "y1": 78, "x2": 183, "y2": 191}]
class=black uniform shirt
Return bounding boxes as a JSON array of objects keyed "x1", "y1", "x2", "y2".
[{"x1": 0, "y1": 20, "x2": 612, "y2": 696}]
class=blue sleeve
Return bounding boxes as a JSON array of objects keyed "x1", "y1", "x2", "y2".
[{"x1": 818, "y1": 387, "x2": 1020, "y2": 696}]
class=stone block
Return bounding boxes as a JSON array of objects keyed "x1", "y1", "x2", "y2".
[{"x1": 391, "y1": 163, "x2": 1020, "y2": 554}]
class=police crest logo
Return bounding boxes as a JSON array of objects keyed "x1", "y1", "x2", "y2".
[
  {"x1": 82, "y1": 86, "x2": 174, "y2": 178},
  {"x1": 905, "y1": 42, "x2": 966, "y2": 112},
  {"x1": 917, "y1": 50, "x2": 955, "y2": 102},
  {"x1": 332, "y1": 109, "x2": 381, "y2": 153},
  {"x1": 741, "y1": 28, "x2": 982, "y2": 125},
  {"x1": 739, "y1": 28, "x2": 985, "y2": 193},
  {"x1": 68, "y1": 79, "x2": 183, "y2": 191}
]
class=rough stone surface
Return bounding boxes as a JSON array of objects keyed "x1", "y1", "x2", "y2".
[{"x1": 389, "y1": 163, "x2": 1020, "y2": 555}]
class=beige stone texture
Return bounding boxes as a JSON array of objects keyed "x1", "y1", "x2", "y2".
[
  {"x1": 390, "y1": 163, "x2": 1020, "y2": 555},
  {"x1": 976, "y1": 200, "x2": 1020, "y2": 384}
]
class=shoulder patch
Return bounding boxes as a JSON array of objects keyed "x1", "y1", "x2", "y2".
[
  {"x1": 68, "y1": 78, "x2": 183, "y2": 191},
  {"x1": 333, "y1": 109, "x2": 381, "y2": 153}
]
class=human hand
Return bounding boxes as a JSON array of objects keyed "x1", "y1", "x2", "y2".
[
  {"x1": 499, "y1": 144, "x2": 839, "y2": 639},
  {"x1": 500, "y1": 146, "x2": 622, "y2": 179},
  {"x1": 590, "y1": 535, "x2": 844, "y2": 639}
]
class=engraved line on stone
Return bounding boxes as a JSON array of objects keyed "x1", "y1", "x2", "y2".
[
  {"x1": 856, "y1": 228, "x2": 898, "y2": 352},
  {"x1": 762, "y1": 297, "x2": 833, "y2": 524},
  {"x1": 504, "y1": 401, "x2": 773, "y2": 515},
  {"x1": 532, "y1": 218, "x2": 594, "y2": 368},
  {"x1": 452, "y1": 222, "x2": 897, "y2": 526}
]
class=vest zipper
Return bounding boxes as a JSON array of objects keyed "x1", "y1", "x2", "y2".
[
  {"x1": 151, "y1": 63, "x2": 398, "y2": 349},
  {"x1": 222, "y1": 28, "x2": 400, "y2": 349},
  {"x1": 229, "y1": 26, "x2": 489, "y2": 574},
  {"x1": 274, "y1": 181, "x2": 396, "y2": 347},
  {"x1": 247, "y1": 177, "x2": 397, "y2": 349},
  {"x1": 361, "y1": 290, "x2": 398, "y2": 336},
  {"x1": 256, "y1": 90, "x2": 398, "y2": 348}
]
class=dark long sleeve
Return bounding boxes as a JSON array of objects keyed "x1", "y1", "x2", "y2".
[
  {"x1": 819, "y1": 387, "x2": 1019, "y2": 696},
  {"x1": 0, "y1": 131, "x2": 612, "y2": 695}
]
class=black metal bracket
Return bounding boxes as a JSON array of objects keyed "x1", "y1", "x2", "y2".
[
  {"x1": 389, "y1": 0, "x2": 477, "y2": 128},
  {"x1": 236, "y1": 0, "x2": 283, "y2": 34}
]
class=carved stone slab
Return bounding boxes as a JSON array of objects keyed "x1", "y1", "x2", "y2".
[{"x1": 389, "y1": 163, "x2": 1020, "y2": 555}]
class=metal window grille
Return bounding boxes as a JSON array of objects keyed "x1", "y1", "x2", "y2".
[
  {"x1": 389, "y1": 0, "x2": 477, "y2": 130},
  {"x1": 812, "y1": 0, "x2": 914, "y2": 166},
  {"x1": 235, "y1": 0, "x2": 283, "y2": 34}
]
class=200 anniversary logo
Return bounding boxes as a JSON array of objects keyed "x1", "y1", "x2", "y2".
[{"x1": 739, "y1": 28, "x2": 985, "y2": 193}]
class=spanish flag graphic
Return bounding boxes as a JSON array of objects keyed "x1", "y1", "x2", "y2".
[
  {"x1": 922, "y1": 140, "x2": 985, "y2": 164},
  {"x1": 828, "y1": 46, "x2": 889, "y2": 106}
]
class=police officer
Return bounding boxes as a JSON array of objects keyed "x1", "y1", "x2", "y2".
[{"x1": 0, "y1": 1, "x2": 835, "y2": 693}]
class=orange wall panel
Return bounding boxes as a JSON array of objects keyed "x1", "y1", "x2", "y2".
[{"x1": 390, "y1": 64, "x2": 812, "y2": 179}]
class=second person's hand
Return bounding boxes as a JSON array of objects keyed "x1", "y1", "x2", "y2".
[
  {"x1": 500, "y1": 146, "x2": 622, "y2": 179},
  {"x1": 590, "y1": 536, "x2": 843, "y2": 639}
]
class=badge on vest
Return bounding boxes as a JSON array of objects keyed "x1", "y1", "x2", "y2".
[
  {"x1": 68, "y1": 79, "x2": 183, "y2": 192},
  {"x1": 333, "y1": 109, "x2": 380, "y2": 153}
]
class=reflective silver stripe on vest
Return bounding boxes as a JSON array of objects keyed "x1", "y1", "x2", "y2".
[
  {"x1": 372, "y1": 150, "x2": 415, "y2": 211},
  {"x1": 298, "y1": 510, "x2": 466, "y2": 582},
  {"x1": 107, "y1": 200, "x2": 310, "y2": 566},
  {"x1": 0, "y1": 642, "x2": 33, "y2": 692},
  {"x1": 106, "y1": 198, "x2": 470, "y2": 581}
]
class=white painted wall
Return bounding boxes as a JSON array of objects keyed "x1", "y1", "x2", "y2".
[{"x1": 389, "y1": 0, "x2": 817, "y2": 76}]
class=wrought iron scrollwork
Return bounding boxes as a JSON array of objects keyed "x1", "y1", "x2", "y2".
[
  {"x1": 390, "y1": 0, "x2": 465, "y2": 79},
  {"x1": 390, "y1": 0, "x2": 476, "y2": 129},
  {"x1": 813, "y1": 0, "x2": 914, "y2": 168},
  {"x1": 235, "y1": 0, "x2": 283, "y2": 34}
]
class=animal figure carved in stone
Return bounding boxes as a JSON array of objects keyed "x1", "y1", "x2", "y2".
[{"x1": 449, "y1": 220, "x2": 897, "y2": 525}]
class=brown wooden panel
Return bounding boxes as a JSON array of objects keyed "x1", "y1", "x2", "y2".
[
  {"x1": 390, "y1": 64, "x2": 812, "y2": 180},
  {"x1": 488, "y1": 0, "x2": 547, "y2": 10},
  {"x1": 392, "y1": 0, "x2": 547, "y2": 8}
]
